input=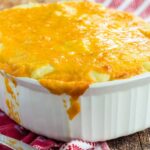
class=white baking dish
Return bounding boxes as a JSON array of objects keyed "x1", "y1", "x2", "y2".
[{"x1": 0, "y1": 70, "x2": 150, "y2": 142}]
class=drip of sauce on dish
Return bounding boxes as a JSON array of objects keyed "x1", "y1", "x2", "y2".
[
  {"x1": 67, "y1": 97, "x2": 80, "y2": 120},
  {"x1": 5, "y1": 78, "x2": 16, "y2": 100},
  {"x1": 11, "y1": 77, "x2": 17, "y2": 87},
  {"x1": 6, "y1": 98, "x2": 20, "y2": 123},
  {"x1": 4, "y1": 76, "x2": 20, "y2": 123},
  {"x1": 63, "y1": 97, "x2": 80, "y2": 120},
  {"x1": 63, "y1": 99, "x2": 67, "y2": 109}
]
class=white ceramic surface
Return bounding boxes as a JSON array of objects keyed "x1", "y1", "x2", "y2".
[{"x1": 0, "y1": 70, "x2": 150, "y2": 142}]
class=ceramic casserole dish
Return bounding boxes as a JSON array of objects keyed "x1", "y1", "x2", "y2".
[{"x1": 0, "y1": 1, "x2": 150, "y2": 142}]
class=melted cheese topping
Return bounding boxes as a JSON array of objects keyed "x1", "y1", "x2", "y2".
[{"x1": 0, "y1": 2, "x2": 150, "y2": 97}]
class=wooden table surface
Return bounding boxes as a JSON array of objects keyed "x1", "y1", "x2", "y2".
[{"x1": 108, "y1": 128, "x2": 150, "y2": 150}]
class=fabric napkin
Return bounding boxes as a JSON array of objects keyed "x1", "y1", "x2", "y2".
[{"x1": 0, "y1": 109, "x2": 110, "y2": 150}]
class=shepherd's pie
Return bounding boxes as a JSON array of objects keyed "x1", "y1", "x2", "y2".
[{"x1": 0, "y1": 1, "x2": 150, "y2": 97}]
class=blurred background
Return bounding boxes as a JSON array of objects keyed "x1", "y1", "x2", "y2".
[
  {"x1": 0, "y1": 0, "x2": 149, "y2": 20},
  {"x1": 0, "y1": 0, "x2": 63, "y2": 10}
]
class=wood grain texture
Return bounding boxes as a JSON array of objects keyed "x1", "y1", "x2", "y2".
[
  {"x1": 138, "y1": 128, "x2": 150, "y2": 150},
  {"x1": 108, "y1": 133, "x2": 142, "y2": 150},
  {"x1": 108, "y1": 129, "x2": 150, "y2": 150}
]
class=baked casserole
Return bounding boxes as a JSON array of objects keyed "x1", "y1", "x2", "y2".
[{"x1": 0, "y1": 1, "x2": 150, "y2": 98}]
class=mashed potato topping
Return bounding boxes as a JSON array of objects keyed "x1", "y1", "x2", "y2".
[{"x1": 0, "y1": 1, "x2": 150, "y2": 97}]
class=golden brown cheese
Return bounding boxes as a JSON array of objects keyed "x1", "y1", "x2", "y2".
[{"x1": 0, "y1": 2, "x2": 150, "y2": 97}]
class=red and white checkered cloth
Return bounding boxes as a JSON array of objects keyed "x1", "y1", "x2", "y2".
[
  {"x1": 0, "y1": 0, "x2": 149, "y2": 150},
  {"x1": 0, "y1": 109, "x2": 109, "y2": 150}
]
